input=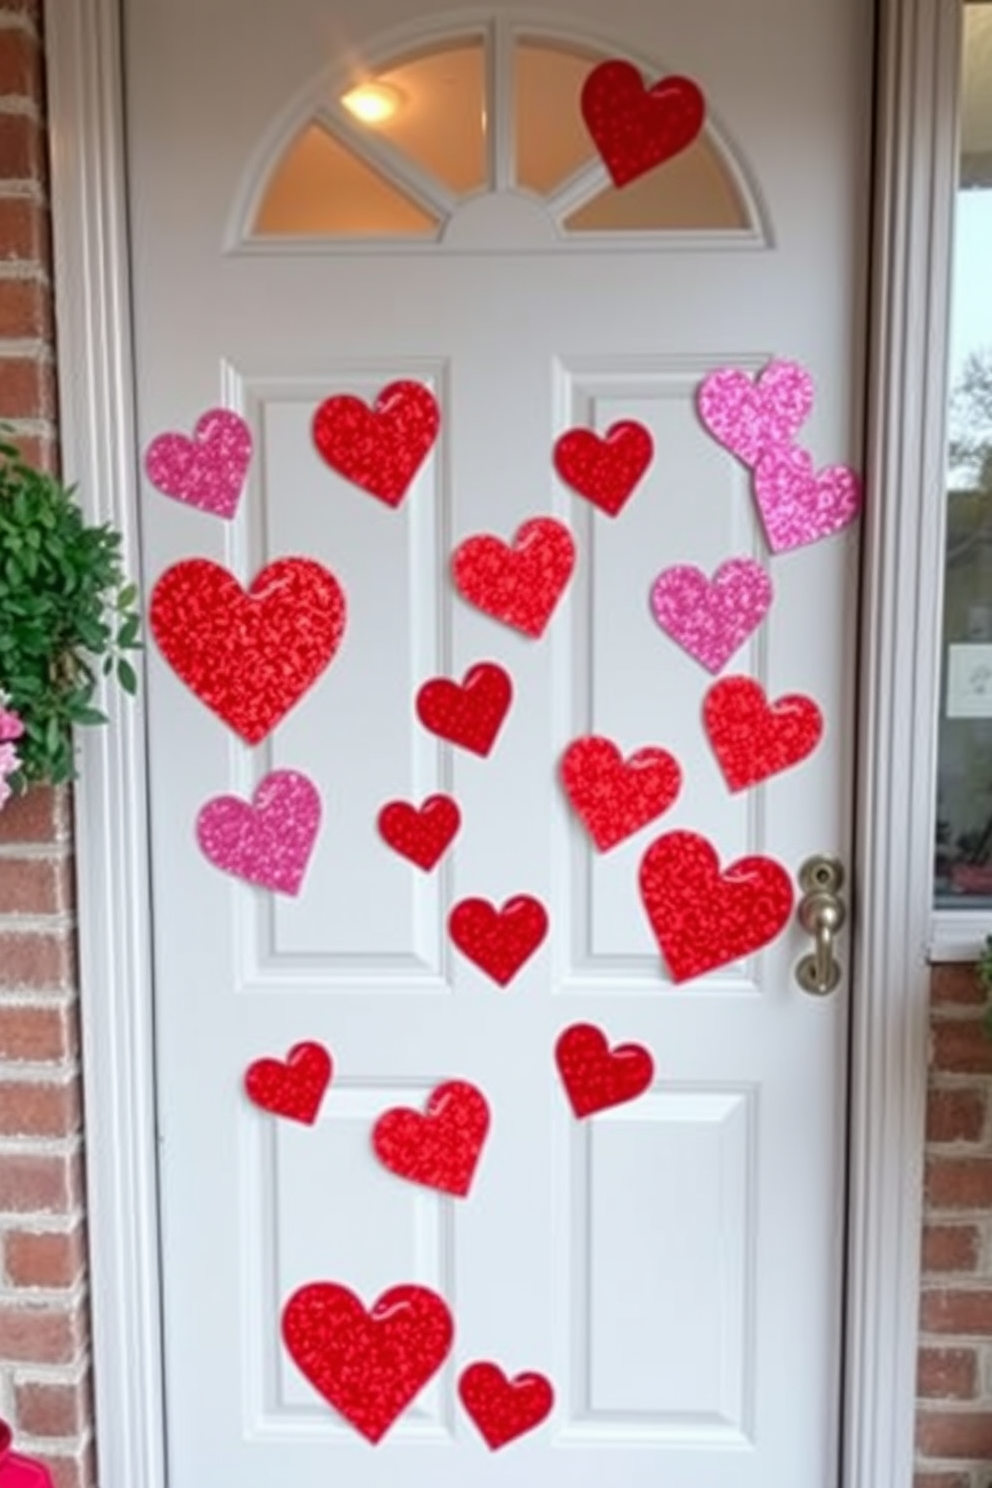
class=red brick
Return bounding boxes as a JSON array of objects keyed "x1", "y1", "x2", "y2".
[
  {"x1": 0, "y1": 1301, "x2": 84, "y2": 1364},
  {"x1": 922, "y1": 1224, "x2": 981, "y2": 1273},
  {"x1": 5, "y1": 1225, "x2": 85, "y2": 1287},
  {"x1": 0, "y1": 788, "x2": 65, "y2": 846},
  {"x1": 0, "y1": 197, "x2": 48, "y2": 262},
  {"x1": 0, "y1": 1149, "x2": 81, "y2": 1214},
  {"x1": 931, "y1": 1022, "x2": 992, "y2": 1075},
  {"x1": 0, "y1": 1, "x2": 41, "y2": 22},
  {"x1": 914, "y1": 1474, "x2": 972, "y2": 1488},
  {"x1": 0, "y1": 1078, "x2": 80, "y2": 1136},
  {"x1": 917, "y1": 1410, "x2": 992, "y2": 1459},
  {"x1": 933, "y1": 965, "x2": 987, "y2": 1007},
  {"x1": 0, "y1": 30, "x2": 41, "y2": 96},
  {"x1": 928, "y1": 1089, "x2": 987, "y2": 1143},
  {"x1": 920, "y1": 1289, "x2": 992, "y2": 1334},
  {"x1": 0, "y1": 857, "x2": 70, "y2": 915},
  {"x1": 0, "y1": 1003, "x2": 76, "y2": 1060},
  {"x1": 15, "y1": 1375, "x2": 90, "y2": 1436},
  {"x1": 0, "y1": 931, "x2": 75, "y2": 989},
  {"x1": 0, "y1": 276, "x2": 50, "y2": 338},
  {"x1": 926, "y1": 1158, "x2": 992, "y2": 1209},
  {"x1": 917, "y1": 1345, "x2": 978, "y2": 1399},
  {"x1": 7, "y1": 431, "x2": 57, "y2": 471},
  {"x1": 0, "y1": 354, "x2": 54, "y2": 418},
  {"x1": 0, "y1": 114, "x2": 44, "y2": 181},
  {"x1": 37, "y1": 1442, "x2": 96, "y2": 1488}
]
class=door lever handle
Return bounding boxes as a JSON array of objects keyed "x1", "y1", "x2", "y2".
[{"x1": 795, "y1": 856, "x2": 846, "y2": 996}]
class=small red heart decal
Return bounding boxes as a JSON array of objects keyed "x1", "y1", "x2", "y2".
[
  {"x1": 150, "y1": 557, "x2": 346, "y2": 744},
  {"x1": 282, "y1": 1282, "x2": 453, "y2": 1443},
  {"x1": 553, "y1": 420, "x2": 654, "y2": 517},
  {"x1": 312, "y1": 380, "x2": 440, "y2": 507},
  {"x1": 459, "y1": 1362, "x2": 554, "y2": 1449},
  {"x1": 416, "y1": 662, "x2": 512, "y2": 756},
  {"x1": 244, "y1": 1041, "x2": 332, "y2": 1125},
  {"x1": 703, "y1": 677, "x2": 823, "y2": 792},
  {"x1": 555, "y1": 1023, "x2": 653, "y2": 1118},
  {"x1": 449, "y1": 895, "x2": 549, "y2": 986},
  {"x1": 581, "y1": 60, "x2": 706, "y2": 189},
  {"x1": 452, "y1": 517, "x2": 575, "y2": 638},
  {"x1": 561, "y1": 736, "x2": 681, "y2": 852},
  {"x1": 372, "y1": 1080, "x2": 490, "y2": 1197},
  {"x1": 639, "y1": 830, "x2": 794, "y2": 983},
  {"x1": 378, "y1": 794, "x2": 461, "y2": 870}
]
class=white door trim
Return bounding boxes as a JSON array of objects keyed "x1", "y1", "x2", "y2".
[{"x1": 43, "y1": 0, "x2": 957, "y2": 1483}]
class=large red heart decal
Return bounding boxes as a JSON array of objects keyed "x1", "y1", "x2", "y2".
[
  {"x1": 581, "y1": 61, "x2": 706, "y2": 189},
  {"x1": 416, "y1": 662, "x2": 512, "y2": 756},
  {"x1": 449, "y1": 895, "x2": 549, "y2": 986},
  {"x1": 282, "y1": 1282, "x2": 453, "y2": 1443},
  {"x1": 150, "y1": 557, "x2": 346, "y2": 744},
  {"x1": 555, "y1": 1023, "x2": 654, "y2": 1118},
  {"x1": 703, "y1": 677, "x2": 823, "y2": 792},
  {"x1": 378, "y1": 794, "x2": 461, "y2": 871},
  {"x1": 639, "y1": 830, "x2": 794, "y2": 983},
  {"x1": 244, "y1": 1040, "x2": 332, "y2": 1125},
  {"x1": 553, "y1": 420, "x2": 654, "y2": 517},
  {"x1": 312, "y1": 380, "x2": 440, "y2": 507},
  {"x1": 452, "y1": 517, "x2": 576, "y2": 638},
  {"x1": 459, "y1": 1362, "x2": 554, "y2": 1450},
  {"x1": 372, "y1": 1079, "x2": 490, "y2": 1197},
  {"x1": 561, "y1": 735, "x2": 681, "y2": 851}
]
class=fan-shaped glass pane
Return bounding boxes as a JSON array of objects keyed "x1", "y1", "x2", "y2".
[
  {"x1": 564, "y1": 136, "x2": 748, "y2": 232},
  {"x1": 255, "y1": 123, "x2": 440, "y2": 236},
  {"x1": 514, "y1": 39, "x2": 600, "y2": 194}
]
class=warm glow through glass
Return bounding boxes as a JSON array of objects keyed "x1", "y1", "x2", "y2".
[{"x1": 342, "y1": 82, "x2": 403, "y2": 124}]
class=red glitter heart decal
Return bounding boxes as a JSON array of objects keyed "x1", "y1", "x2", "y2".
[
  {"x1": 553, "y1": 420, "x2": 654, "y2": 517},
  {"x1": 282, "y1": 1282, "x2": 453, "y2": 1444},
  {"x1": 703, "y1": 676, "x2": 824, "y2": 792},
  {"x1": 150, "y1": 557, "x2": 346, "y2": 744},
  {"x1": 378, "y1": 794, "x2": 461, "y2": 871},
  {"x1": 416, "y1": 662, "x2": 512, "y2": 756},
  {"x1": 452, "y1": 517, "x2": 576, "y2": 638},
  {"x1": 639, "y1": 830, "x2": 794, "y2": 983},
  {"x1": 449, "y1": 895, "x2": 549, "y2": 986},
  {"x1": 312, "y1": 380, "x2": 439, "y2": 507},
  {"x1": 372, "y1": 1080, "x2": 490, "y2": 1197},
  {"x1": 459, "y1": 1362, "x2": 554, "y2": 1450},
  {"x1": 244, "y1": 1041, "x2": 332, "y2": 1125},
  {"x1": 554, "y1": 1023, "x2": 654, "y2": 1118},
  {"x1": 560, "y1": 736, "x2": 681, "y2": 852},
  {"x1": 581, "y1": 61, "x2": 706, "y2": 188}
]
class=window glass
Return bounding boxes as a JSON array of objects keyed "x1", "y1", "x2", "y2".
[
  {"x1": 360, "y1": 41, "x2": 488, "y2": 195},
  {"x1": 514, "y1": 39, "x2": 600, "y2": 194},
  {"x1": 935, "y1": 5, "x2": 992, "y2": 904},
  {"x1": 565, "y1": 135, "x2": 748, "y2": 232}
]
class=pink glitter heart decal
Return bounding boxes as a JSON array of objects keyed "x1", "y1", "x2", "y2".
[
  {"x1": 650, "y1": 558, "x2": 773, "y2": 674},
  {"x1": 372, "y1": 1080, "x2": 490, "y2": 1197},
  {"x1": 196, "y1": 769, "x2": 321, "y2": 895},
  {"x1": 753, "y1": 444, "x2": 862, "y2": 552},
  {"x1": 144, "y1": 408, "x2": 252, "y2": 519},
  {"x1": 696, "y1": 361, "x2": 814, "y2": 468}
]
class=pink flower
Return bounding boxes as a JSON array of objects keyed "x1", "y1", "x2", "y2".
[
  {"x1": 0, "y1": 707, "x2": 24, "y2": 742},
  {"x1": 0, "y1": 742, "x2": 19, "y2": 777}
]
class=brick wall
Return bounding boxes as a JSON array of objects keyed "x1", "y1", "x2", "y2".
[{"x1": 0, "y1": 5, "x2": 93, "y2": 1487}]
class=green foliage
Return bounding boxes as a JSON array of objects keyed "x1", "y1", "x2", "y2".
[{"x1": 0, "y1": 437, "x2": 140, "y2": 786}]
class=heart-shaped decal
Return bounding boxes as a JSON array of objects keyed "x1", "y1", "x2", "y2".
[
  {"x1": 282, "y1": 1282, "x2": 453, "y2": 1443},
  {"x1": 650, "y1": 558, "x2": 772, "y2": 675},
  {"x1": 144, "y1": 408, "x2": 252, "y2": 520},
  {"x1": 703, "y1": 676, "x2": 823, "y2": 792},
  {"x1": 312, "y1": 380, "x2": 439, "y2": 507},
  {"x1": 553, "y1": 420, "x2": 654, "y2": 517},
  {"x1": 581, "y1": 60, "x2": 705, "y2": 188},
  {"x1": 639, "y1": 830, "x2": 794, "y2": 983},
  {"x1": 416, "y1": 662, "x2": 512, "y2": 756},
  {"x1": 448, "y1": 895, "x2": 549, "y2": 986},
  {"x1": 452, "y1": 517, "x2": 576, "y2": 638},
  {"x1": 459, "y1": 1362, "x2": 554, "y2": 1450},
  {"x1": 378, "y1": 794, "x2": 461, "y2": 871},
  {"x1": 561, "y1": 736, "x2": 681, "y2": 852},
  {"x1": 753, "y1": 444, "x2": 862, "y2": 552},
  {"x1": 696, "y1": 361, "x2": 814, "y2": 468},
  {"x1": 150, "y1": 557, "x2": 346, "y2": 743},
  {"x1": 196, "y1": 769, "x2": 321, "y2": 894},
  {"x1": 372, "y1": 1080, "x2": 490, "y2": 1197},
  {"x1": 555, "y1": 1023, "x2": 654, "y2": 1117},
  {"x1": 244, "y1": 1040, "x2": 332, "y2": 1125}
]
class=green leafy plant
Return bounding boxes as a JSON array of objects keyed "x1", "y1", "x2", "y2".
[{"x1": 0, "y1": 436, "x2": 140, "y2": 787}]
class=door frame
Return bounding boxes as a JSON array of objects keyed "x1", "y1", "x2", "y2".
[{"x1": 43, "y1": 0, "x2": 959, "y2": 1482}]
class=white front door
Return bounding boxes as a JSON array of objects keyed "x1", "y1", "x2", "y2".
[{"x1": 123, "y1": 1, "x2": 870, "y2": 1483}]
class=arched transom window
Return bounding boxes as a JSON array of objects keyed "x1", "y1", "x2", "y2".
[{"x1": 244, "y1": 24, "x2": 764, "y2": 248}]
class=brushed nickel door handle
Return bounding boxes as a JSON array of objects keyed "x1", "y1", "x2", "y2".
[{"x1": 795, "y1": 856, "x2": 846, "y2": 996}]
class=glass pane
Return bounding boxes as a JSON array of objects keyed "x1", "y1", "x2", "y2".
[
  {"x1": 565, "y1": 136, "x2": 748, "y2": 232},
  {"x1": 514, "y1": 40, "x2": 601, "y2": 194},
  {"x1": 935, "y1": 5, "x2": 992, "y2": 905},
  {"x1": 349, "y1": 41, "x2": 488, "y2": 196},
  {"x1": 254, "y1": 123, "x2": 440, "y2": 237}
]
